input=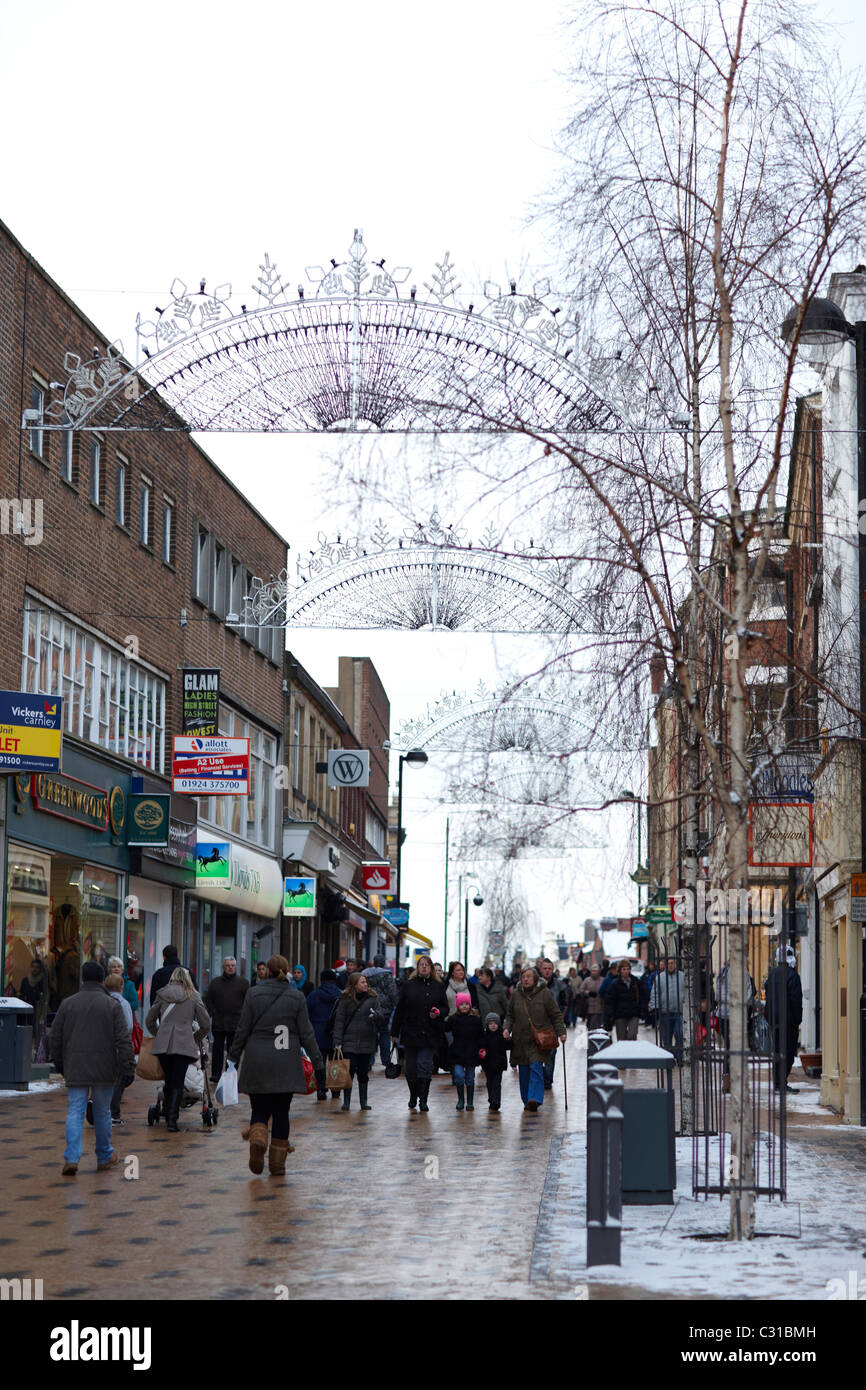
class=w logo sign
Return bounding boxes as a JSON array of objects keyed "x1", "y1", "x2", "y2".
[{"x1": 327, "y1": 749, "x2": 370, "y2": 787}]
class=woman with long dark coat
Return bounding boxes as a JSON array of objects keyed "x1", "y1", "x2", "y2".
[
  {"x1": 390, "y1": 955, "x2": 449, "y2": 1112},
  {"x1": 228, "y1": 955, "x2": 322, "y2": 1176}
]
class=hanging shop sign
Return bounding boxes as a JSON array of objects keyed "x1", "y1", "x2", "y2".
[
  {"x1": 172, "y1": 736, "x2": 249, "y2": 795},
  {"x1": 182, "y1": 668, "x2": 220, "y2": 736},
  {"x1": 0, "y1": 690, "x2": 63, "y2": 773},
  {"x1": 196, "y1": 842, "x2": 231, "y2": 887},
  {"x1": 327, "y1": 749, "x2": 370, "y2": 788},
  {"x1": 748, "y1": 801, "x2": 813, "y2": 868},
  {"x1": 753, "y1": 754, "x2": 819, "y2": 804},
  {"x1": 361, "y1": 861, "x2": 391, "y2": 892},
  {"x1": 850, "y1": 873, "x2": 866, "y2": 924},
  {"x1": 126, "y1": 794, "x2": 171, "y2": 846},
  {"x1": 283, "y1": 876, "x2": 316, "y2": 916},
  {"x1": 382, "y1": 906, "x2": 410, "y2": 927}
]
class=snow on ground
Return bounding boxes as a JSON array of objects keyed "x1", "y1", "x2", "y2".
[{"x1": 0, "y1": 1080, "x2": 63, "y2": 1098}]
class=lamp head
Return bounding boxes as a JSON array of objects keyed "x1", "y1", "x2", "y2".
[
  {"x1": 781, "y1": 297, "x2": 851, "y2": 348},
  {"x1": 473, "y1": 893, "x2": 484, "y2": 907},
  {"x1": 405, "y1": 748, "x2": 428, "y2": 768}
]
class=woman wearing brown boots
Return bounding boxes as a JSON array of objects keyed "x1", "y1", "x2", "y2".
[{"x1": 228, "y1": 955, "x2": 322, "y2": 1176}]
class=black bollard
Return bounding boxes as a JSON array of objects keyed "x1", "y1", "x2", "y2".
[
  {"x1": 586, "y1": 1060, "x2": 623, "y2": 1267},
  {"x1": 587, "y1": 1028, "x2": 612, "y2": 1059}
]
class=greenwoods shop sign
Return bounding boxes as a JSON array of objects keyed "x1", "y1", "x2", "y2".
[{"x1": 14, "y1": 772, "x2": 125, "y2": 834}]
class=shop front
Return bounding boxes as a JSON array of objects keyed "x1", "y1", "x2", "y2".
[
  {"x1": 2, "y1": 745, "x2": 131, "y2": 1056},
  {"x1": 186, "y1": 837, "x2": 283, "y2": 989},
  {"x1": 128, "y1": 789, "x2": 196, "y2": 1005}
]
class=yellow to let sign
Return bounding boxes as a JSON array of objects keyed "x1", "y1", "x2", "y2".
[{"x1": 0, "y1": 692, "x2": 64, "y2": 773}]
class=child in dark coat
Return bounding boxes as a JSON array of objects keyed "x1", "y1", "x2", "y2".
[
  {"x1": 445, "y1": 992, "x2": 484, "y2": 1111},
  {"x1": 479, "y1": 1012, "x2": 510, "y2": 1112}
]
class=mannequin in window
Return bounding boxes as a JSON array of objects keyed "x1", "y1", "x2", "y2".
[{"x1": 53, "y1": 902, "x2": 80, "y2": 954}]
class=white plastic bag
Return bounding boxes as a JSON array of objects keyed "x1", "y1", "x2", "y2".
[{"x1": 215, "y1": 1060, "x2": 238, "y2": 1107}]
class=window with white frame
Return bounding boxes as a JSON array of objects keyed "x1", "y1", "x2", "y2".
[
  {"x1": 115, "y1": 456, "x2": 128, "y2": 527},
  {"x1": 366, "y1": 809, "x2": 386, "y2": 856},
  {"x1": 230, "y1": 557, "x2": 244, "y2": 622},
  {"x1": 22, "y1": 600, "x2": 166, "y2": 771},
  {"x1": 139, "y1": 477, "x2": 152, "y2": 547},
  {"x1": 60, "y1": 414, "x2": 74, "y2": 483},
  {"x1": 163, "y1": 498, "x2": 174, "y2": 565},
  {"x1": 292, "y1": 705, "x2": 301, "y2": 789},
  {"x1": 199, "y1": 708, "x2": 277, "y2": 848},
  {"x1": 29, "y1": 381, "x2": 45, "y2": 457},
  {"x1": 89, "y1": 438, "x2": 103, "y2": 507},
  {"x1": 212, "y1": 542, "x2": 227, "y2": 618},
  {"x1": 194, "y1": 523, "x2": 211, "y2": 603}
]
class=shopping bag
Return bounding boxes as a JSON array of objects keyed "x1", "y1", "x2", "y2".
[
  {"x1": 184, "y1": 1063, "x2": 204, "y2": 1097},
  {"x1": 131, "y1": 1021, "x2": 143, "y2": 1055},
  {"x1": 136, "y1": 1035, "x2": 165, "y2": 1081},
  {"x1": 325, "y1": 1048, "x2": 351, "y2": 1091},
  {"x1": 214, "y1": 1061, "x2": 239, "y2": 1106},
  {"x1": 300, "y1": 1048, "x2": 317, "y2": 1095}
]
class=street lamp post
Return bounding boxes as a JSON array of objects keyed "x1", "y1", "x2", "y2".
[
  {"x1": 782, "y1": 298, "x2": 866, "y2": 1126},
  {"x1": 395, "y1": 747, "x2": 428, "y2": 973}
]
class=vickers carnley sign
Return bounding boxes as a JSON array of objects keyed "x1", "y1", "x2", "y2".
[{"x1": 0, "y1": 691, "x2": 63, "y2": 773}]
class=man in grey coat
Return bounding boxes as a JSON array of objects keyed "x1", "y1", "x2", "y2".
[
  {"x1": 649, "y1": 956, "x2": 685, "y2": 1063},
  {"x1": 49, "y1": 961, "x2": 134, "y2": 1176}
]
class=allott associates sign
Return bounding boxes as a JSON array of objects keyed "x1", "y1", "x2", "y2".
[
  {"x1": 182, "y1": 668, "x2": 220, "y2": 736},
  {"x1": 171, "y1": 736, "x2": 249, "y2": 795},
  {"x1": 0, "y1": 690, "x2": 63, "y2": 772}
]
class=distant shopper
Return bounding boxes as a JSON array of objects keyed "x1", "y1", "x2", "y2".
[
  {"x1": 306, "y1": 968, "x2": 343, "y2": 1097},
  {"x1": 253, "y1": 961, "x2": 269, "y2": 984},
  {"x1": 362, "y1": 955, "x2": 398, "y2": 1067},
  {"x1": 146, "y1": 968, "x2": 211, "y2": 1133},
  {"x1": 105, "y1": 974, "x2": 135, "y2": 1126},
  {"x1": 476, "y1": 967, "x2": 509, "y2": 1021},
  {"x1": 390, "y1": 954, "x2": 449, "y2": 1112},
  {"x1": 504, "y1": 966, "x2": 566, "y2": 1112},
  {"x1": 49, "y1": 961, "x2": 134, "y2": 1176},
  {"x1": 149, "y1": 945, "x2": 197, "y2": 1005},
  {"x1": 445, "y1": 992, "x2": 483, "y2": 1111},
  {"x1": 335, "y1": 958, "x2": 358, "y2": 991},
  {"x1": 603, "y1": 961, "x2": 645, "y2": 1041},
  {"x1": 204, "y1": 957, "x2": 250, "y2": 1082},
  {"x1": 764, "y1": 945, "x2": 803, "y2": 1093},
  {"x1": 649, "y1": 956, "x2": 685, "y2": 1061},
  {"x1": 107, "y1": 956, "x2": 140, "y2": 1018},
  {"x1": 578, "y1": 963, "x2": 605, "y2": 1026},
  {"x1": 229, "y1": 956, "x2": 322, "y2": 1175},
  {"x1": 538, "y1": 959, "x2": 569, "y2": 1090},
  {"x1": 291, "y1": 964, "x2": 314, "y2": 997},
  {"x1": 479, "y1": 1013, "x2": 510, "y2": 1112},
  {"x1": 332, "y1": 973, "x2": 383, "y2": 1111}
]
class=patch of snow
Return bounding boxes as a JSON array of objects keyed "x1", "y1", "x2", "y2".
[{"x1": 0, "y1": 1080, "x2": 63, "y2": 1099}]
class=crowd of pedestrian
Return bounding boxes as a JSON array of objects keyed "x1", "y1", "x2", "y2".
[{"x1": 47, "y1": 942, "x2": 804, "y2": 1178}]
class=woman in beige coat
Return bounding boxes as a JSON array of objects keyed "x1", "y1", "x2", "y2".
[{"x1": 145, "y1": 967, "x2": 211, "y2": 1132}]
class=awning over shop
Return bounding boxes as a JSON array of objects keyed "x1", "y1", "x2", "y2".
[{"x1": 404, "y1": 926, "x2": 433, "y2": 949}]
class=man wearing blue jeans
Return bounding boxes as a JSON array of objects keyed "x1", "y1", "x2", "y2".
[
  {"x1": 50, "y1": 960, "x2": 135, "y2": 1176},
  {"x1": 650, "y1": 957, "x2": 684, "y2": 1064}
]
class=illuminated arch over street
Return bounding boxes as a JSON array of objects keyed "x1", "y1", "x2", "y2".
[{"x1": 41, "y1": 232, "x2": 623, "y2": 435}]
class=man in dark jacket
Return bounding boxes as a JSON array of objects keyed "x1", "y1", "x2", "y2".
[
  {"x1": 149, "y1": 944, "x2": 197, "y2": 1005},
  {"x1": 476, "y1": 967, "x2": 509, "y2": 1021},
  {"x1": 49, "y1": 961, "x2": 134, "y2": 1176},
  {"x1": 306, "y1": 969, "x2": 343, "y2": 1098},
  {"x1": 603, "y1": 961, "x2": 646, "y2": 1040},
  {"x1": 204, "y1": 957, "x2": 250, "y2": 1082},
  {"x1": 362, "y1": 955, "x2": 398, "y2": 1067},
  {"x1": 538, "y1": 958, "x2": 569, "y2": 1089},
  {"x1": 765, "y1": 946, "x2": 803, "y2": 1092}
]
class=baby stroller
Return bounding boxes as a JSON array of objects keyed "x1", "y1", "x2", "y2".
[{"x1": 147, "y1": 1043, "x2": 219, "y2": 1128}]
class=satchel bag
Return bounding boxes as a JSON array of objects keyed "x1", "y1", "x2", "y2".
[
  {"x1": 325, "y1": 1047, "x2": 352, "y2": 1091},
  {"x1": 522, "y1": 994, "x2": 559, "y2": 1053},
  {"x1": 136, "y1": 1034, "x2": 165, "y2": 1082}
]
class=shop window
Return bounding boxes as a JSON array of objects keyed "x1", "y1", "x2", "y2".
[
  {"x1": 4, "y1": 847, "x2": 122, "y2": 1050},
  {"x1": 199, "y1": 710, "x2": 278, "y2": 848},
  {"x1": 22, "y1": 599, "x2": 166, "y2": 771}
]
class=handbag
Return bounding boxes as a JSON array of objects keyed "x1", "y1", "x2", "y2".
[
  {"x1": 136, "y1": 1034, "x2": 165, "y2": 1081},
  {"x1": 131, "y1": 1020, "x2": 143, "y2": 1055},
  {"x1": 522, "y1": 994, "x2": 559, "y2": 1053},
  {"x1": 325, "y1": 1047, "x2": 352, "y2": 1091},
  {"x1": 384, "y1": 1043, "x2": 403, "y2": 1079},
  {"x1": 300, "y1": 1048, "x2": 318, "y2": 1095}
]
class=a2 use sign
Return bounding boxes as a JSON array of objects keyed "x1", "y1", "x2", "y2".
[{"x1": 172, "y1": 736, "x2": 249, "y2": 795}]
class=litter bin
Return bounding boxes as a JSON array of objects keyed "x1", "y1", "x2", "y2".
[
  {"x1": 588, "y1": 1038, "x2": 675, "y2": 1204},
  {"x1": 0, "y1": 999, "x2": 33, "y2": 1091}
]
